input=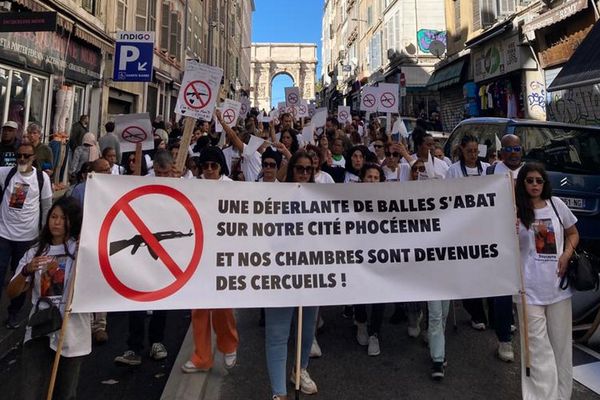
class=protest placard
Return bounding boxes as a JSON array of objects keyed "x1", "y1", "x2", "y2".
[
  {"x1": 114, "y1": 113, "x2": 154, "y2": 153},
  {"x1": 175, "y1": 60, "x2": 223, "y2": 121},
  {"x1": 284, "y1": 87, "x2": 301, "y2": 107},
  {"x1": 378, "y1": 83, "x2": 399, "y2": 113},
  {"x1": 361, "y1": 86, "x2": 380, "y2": 112},
  {"x1": 337, "y1": 106, "x2": 351, "y2": 124},
  {"x1": 72, "y1": 174, "x2": 520, "y2": 312},
  {"x1": 220, "y1": 99, "x2": 242, "y2": 128}
]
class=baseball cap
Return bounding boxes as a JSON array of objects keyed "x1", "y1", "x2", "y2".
[{"x1": 2, "y1": 121, "x2": 18, "y2": 129}]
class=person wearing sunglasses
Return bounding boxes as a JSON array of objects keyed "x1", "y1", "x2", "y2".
[
  {"x1": 0, "y1": 143, "x2": 53, "y2": 329},
  {"x1": 370, "y1": 137, "x2": 386, "y2": 164},
  {"x1": 515, "y1": 162, "x2": 579, "y2": 400},
  {"x1": 487, "y1": 134, "x2": 523, "y2": 179},
  {"x1": 266, "y1": 150, "x2": 318, "y2": 400},
  {"x1": 258, "y1": 147, "x2": 281, "y2": 183},
  {"x1": 382, "y1": 142, "x2": 412, "y2": 182}
]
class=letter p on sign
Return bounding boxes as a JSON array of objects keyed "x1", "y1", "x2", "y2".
[{"x1": 119, "y1": 46, "x2": 140, "y2": 70}]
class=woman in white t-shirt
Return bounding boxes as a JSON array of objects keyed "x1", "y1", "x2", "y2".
[
  {"x1": 344, "y1": 145, "x2": 369, "y2": 183},
  {"x1": 515, "y1": 162, "x2": 579, "y2": 400},
  {"x1": 7, "y1": 196, "x2": 90, "y2": 400},
  {"x1": 306, "y1": 145, "x2": 334, "y2": 184},
  {"x1": 382, "y1": 142, "x2": 411, "y2": 182},
  {"x1": 446, "y1": 135, "x2": 490, "y2": 179}
]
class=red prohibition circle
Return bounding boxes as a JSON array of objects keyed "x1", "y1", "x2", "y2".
[
  {"x1": 183, "y1": 80, "x2": 212, "y2": 110},
  {"x1": 287, "y1": 92, "x2": 298, "y2": 104},
  {"x1": 121, "y1": 126, "x2": 147, "y2": 143},
  {"x1": 98, "y1": 185, "x2": 204, "y2": 302},
  {"x1": 380, "y1": 92, "x2": 396, "y2": 108},
  {"x1": 339, "y1": 111, "x2": 349, "y2": 121},
  {"x1": 222, "y1": 108, "x2": 236, "y2": 124},
  {"x1": 363, "y1": 94, "x2": 376, "y2": 107}
]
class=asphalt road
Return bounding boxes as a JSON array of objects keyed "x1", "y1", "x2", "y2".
[{"x1": 217, "y1": 305, "x2": 600, "y2": 400}]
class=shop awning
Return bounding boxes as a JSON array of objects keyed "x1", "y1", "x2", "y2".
[
  {"x1": 426, "y1": 60, "x2": 466, "y2": 91},
  {"x1": 522, "y1": 0, "x2": 588, "y2": 34},
  {"x1": 547, "y1": 20, "x2": 600, "y2": 91}
]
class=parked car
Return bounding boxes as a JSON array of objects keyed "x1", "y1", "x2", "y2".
[{"x1": 445, "y1": 117, "x2": 600, "y2": 247}]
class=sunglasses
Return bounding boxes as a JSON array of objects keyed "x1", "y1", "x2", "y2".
[
  {"x1": 202, "y1": 161, "x2": 220, "y2": 170},
  {"x1": 412, "y1": 166, "x2": 426, "y2": 173},
  {"x1": 262, "y1": 161, "x2": 277, "y2": 169},
  {"x1": 373, "y1": 144, "x2": 383, "y2": 149},
  {"x1": 525, "y1": 177, "x2": 544, "y2": 185},
  {"x1": 385, "y1": 152, "x2": 400, "y2": 158},
  {"x1": 502, "y1": 145, "x2": 522, "y2": 153},
  {"x1": 16, "y1": 153, "x2": 33, "y2": 159},
  {"x1": 293, "y1": 165, "x2": 314, "y2": 175}
]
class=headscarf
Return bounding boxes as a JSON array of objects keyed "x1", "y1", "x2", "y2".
[
  {"x1": 198, "y1": 146, "x2": 229, "y2": 177},
  {"x1": 82, "y1": 132, "x2": 100, "y2": 162}
]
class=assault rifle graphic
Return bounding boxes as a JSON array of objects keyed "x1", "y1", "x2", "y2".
[{"x1": 109, "y1": 230, "x2": 193, "y2": 260}]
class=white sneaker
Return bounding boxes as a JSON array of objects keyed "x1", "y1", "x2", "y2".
[
  {"x1": 224, "y1": 351, "x2": 237, "y2": 369},
  {"x1": 367, "y1": 335, "x2": 380, "y2": 356},
  {"x1": 150, "y1": 342, "x2": 167, "y2": 360},
  {"x1": 407, "y1": 311, "x2": 422, "y2": 338},
  {"x1": 309, "y1": 338, "x2": 322, "y2": 358},
  {"x1": 290, "y1": 368, "x2": 318, "y2": 394},
  {"x1": 497, "y1": 341, "x2": 514, "y2": 362},
  {"x1": 181, "y1": 360, "x2": 209, "y2": 373},
  {"x1": 356, "y1": 322, "x2": 369, "y2": 346}
]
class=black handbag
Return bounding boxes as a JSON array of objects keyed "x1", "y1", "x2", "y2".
[
  {"x1": 27, "y1": 297, "x2": 63, "y2": 339},
  {"x1": 550, "y1": 199, "x2": 599, "y2": 291}
]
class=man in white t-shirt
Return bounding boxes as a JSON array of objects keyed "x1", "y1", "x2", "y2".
[
  {"x1": 0, "y1": 143, "x2": 52, "y2": 328},
  {"x1": 488, "y1": 134, "x2": 523, "y2": 179},
  {"x1": 486, "y1": 133, "x2": 523, "y2": 362}
]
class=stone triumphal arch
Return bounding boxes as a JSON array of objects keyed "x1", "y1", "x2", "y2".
[{"x1": 250, "y1": 43, "x2": 318, "y2": 112}]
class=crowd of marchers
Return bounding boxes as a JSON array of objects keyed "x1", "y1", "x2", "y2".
[{"x1": 0, "y1": 108, "x2": 578, "y2": 400}]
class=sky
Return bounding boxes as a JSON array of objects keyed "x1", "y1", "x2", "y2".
[{"x1": 251, "y1": 0, "x2": 323, "y2": 107}]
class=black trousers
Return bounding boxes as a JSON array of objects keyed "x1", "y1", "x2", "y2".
[
  {"x1": 20, "y1": 336, "x2": 84, "y2": 400},
  {"x1": 354, "y1": 304, "x2": 385, "y2": 336},
  {"x1": 126, "y1": 310, "x2": 167, "y2": 353}
]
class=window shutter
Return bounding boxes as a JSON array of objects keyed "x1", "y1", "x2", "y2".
[
  {"x1": 176, "y1": 19, "x2": 182, "y2": 60},
  {"x1": 135, "y1": 0, "x2": 147, "y2": 31},
  {"x1": 498, "y1": 0, "x2": 516, "y2": 16},
  {"x1": 160, "y1": 3, "x2": 169, "y2": 51},
  {"x1": 117, "y1": 2, "x2": 125, "y2": 30},
  {"x1": 170, "y1": 12, "x2": 178, "y2": 56},
  {"x1": 481, "y1": 0, "x2": 497, "y2": 27},
  {"x1": 148, "y1": 0, "x2": 156, "y2": 32}
]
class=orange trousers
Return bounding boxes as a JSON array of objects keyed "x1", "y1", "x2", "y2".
[{"x1": 190, "y1": 308, "x2": 238, "y2": 369}]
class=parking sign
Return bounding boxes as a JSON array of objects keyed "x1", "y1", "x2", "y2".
[{"x1": 113, "y1": 31, "x2": 154, "y2": 82}]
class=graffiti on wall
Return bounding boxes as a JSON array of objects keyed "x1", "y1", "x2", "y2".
[
  {"x1": 417, "y1": 30, "x2": 447, "y2": 53},
  {"x1": 527, "y1": 81, "x2": 546, "y2": 112},
  {"x1": 546, "y1": 84, "x2": 600, "y2": 125}
]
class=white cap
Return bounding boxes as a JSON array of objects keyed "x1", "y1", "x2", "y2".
[{"x1": 2, "y1": 121, "x2": 18, "y2": 129}]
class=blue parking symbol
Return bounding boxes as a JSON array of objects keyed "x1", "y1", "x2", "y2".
[{"x1": 113, "y1": 42, "x2": 154, "y2": 82}]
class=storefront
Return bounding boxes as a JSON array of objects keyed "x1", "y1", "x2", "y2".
[
  {"x1": 0, "y1": 29, "x2": 103, "y2": 142},
  {"x1": 426, "y1": 56, "x2": 469, "y2": 132}
]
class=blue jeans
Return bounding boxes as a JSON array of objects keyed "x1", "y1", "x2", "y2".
[
  {"x1": 428, "y1": 300, "x2": 449, "y2": 362},
  {"x1": 265, "y1": 306, "x2": 318, "y2": 397},
  {"x1": 0, "y1": 237, "x2": 34, "y2": 315}
]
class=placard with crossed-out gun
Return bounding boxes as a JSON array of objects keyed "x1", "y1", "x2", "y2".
[{"x1": 109, "y1": 230, "x2": 194, "y2": 259}]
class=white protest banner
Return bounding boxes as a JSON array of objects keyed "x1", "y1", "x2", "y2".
[
  {"x1": 284, "y1": 87, "x2": 301, "y2": 107},
  {"x1": 337, "y1": 106, "x2": 351, "y2": 125},
  {"x1": 478, "y1": 144, "x2": 488, "y2": 158},
  {"x1": 378, "y1": 83, "x2": 399, "y2": 113},
  {"x1": 114, "y1": 113, "x2": 154, "y2": 153},
  {"x1": 220, "y1": 99, "x2": 242, "y2": 128},
  {"x1": 72, "y1": 174, "x2": 520, "y2": 312},
  {"x1": 277, "y1": 102, "x2": 287, "y2": 116},
  {"x1": 495, "y1": 134, "x2": 502, "y2": 152},
  {"x1": 296, "y1": 100, "x2": 309, "y2": 118},
  {"x1": 307, "y1": 103, "x2": 316, "y2": 118},
  {"x1": 240, "y1": 96, "x2": 251, "y2": 119},
  {"x1": 244, "y1": 135, "x2": 265, "y2": 157},
  {"x1": 302, "y1": 126, "x2": 314, "y2": 145},
  {"x1": 311, "y1": 107, "x2": 328, "y2": 128},
  {"x1": 175, "y1": 60, "x2": 223, "y2": 121},
  {"x1": 361, "y1": 86, "x2": 380, "y2": 112},
  {"x1": 214, "y1": 112, "x2": 223, "y2": 133}
]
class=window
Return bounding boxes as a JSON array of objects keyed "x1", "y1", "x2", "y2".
[
  {"x1": 367, "y1": 6, "x2": 373, "y2": 27},
  {"x1": 480, "y1": 0, "x2": 516, "y2": 28},
  {"x1": 116, "y1": 0, "x2": 128, "y2": 31},
  {"x1": 169, "y1": 12, "x2": 178, "y2": 57},
  {"x1": 160, "y1": 3, "x2": 169, "y2": 51},
  {"x1": 82, "y1": 0, "x2": 96, "y2": 15},
  {"x1": 481, "y1": 0, "x2": 497, "y2": 27},
  {"x1": 148, "y1": 0, "x2": 157, "y2": 32},
  {"x1": 135, "y1": 0, "x2": 147, "y2": 31}
]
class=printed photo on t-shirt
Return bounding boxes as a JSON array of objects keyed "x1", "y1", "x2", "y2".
[
  {"x1": 533, "y1": 219, "x2": 557, "y2": 255},
  {"x1": 40, "y1": 255, "x2": 68, "y2": 298},
  {"x1": 9, "y1": 182, "x2": 29, "y2": 209}
]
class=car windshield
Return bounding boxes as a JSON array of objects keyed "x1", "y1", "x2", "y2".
[{"x1": 515, "y1": 126, "x2": 600, "y2": 175}]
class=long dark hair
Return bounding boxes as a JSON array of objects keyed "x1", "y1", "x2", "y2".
[
  {"x1": 459, "y1": 134, "x2": 483, "y2": 175},
  {"x1": 34, "y1": 196, "x2": 82, "y2": 259},
  {"x1": 515, "y1": 162, "x2": 552, "y2": 229},
  {"x1": 285, "y1": 150, "x2": 315, "y2": 183},
  {"x1": 360, "y1": 162, "x2": 386, "y2": 182},
  {"x1": 281, "y1": 129, "x2": 300, "y2": 154},
  {"x1": 345, "y1": 145, "x2": 371, "y2": 176}
]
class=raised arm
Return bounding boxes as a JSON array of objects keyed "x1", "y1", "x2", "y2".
[{"x1": 216, "y1": 109, "x2": 244, "y2": 153}]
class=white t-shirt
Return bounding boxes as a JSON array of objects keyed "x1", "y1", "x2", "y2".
[
  {"x1": 0, "y1": 167, "x2": 53, "y2": 241},
  {"x1": 111, "y1": 164, "x2": 124, "y2": 175},
  {"x1": 241, "y1": 144, "x2": 262, "y2": 182},
  {"x1": 314, "y1": 171, "x2": 335, "y2": 184},
  {"x1": 402, "y1": 154, "x2": 449, "y2": 179},
  {"x1": 222, "y1": 146, "x2": 241, "y2": 176},
  {"x1": 332, "y1": 155, "x2": 346, "y2": 168},
  {"x1": 517, "y1": 197, "x2": 577, "y2": 306},
  {"x1": 446, "y1": 161, "x2": 490, "y2": 179},
  {"x1": 491, "y1": 161, "x2": 522, "y2": 181},
  {"x1": 201, "y1": 174, "x2": 233, "y2": 181},
  {"x1": 344, "y1": 171, "x2": 360, "y2": 183},
  {"x1": 382, "y1": 164, "x2": 410, "y2": 182},
  {"x1": 13, "y1": 239, "x2": 91, "y2": 357}
]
